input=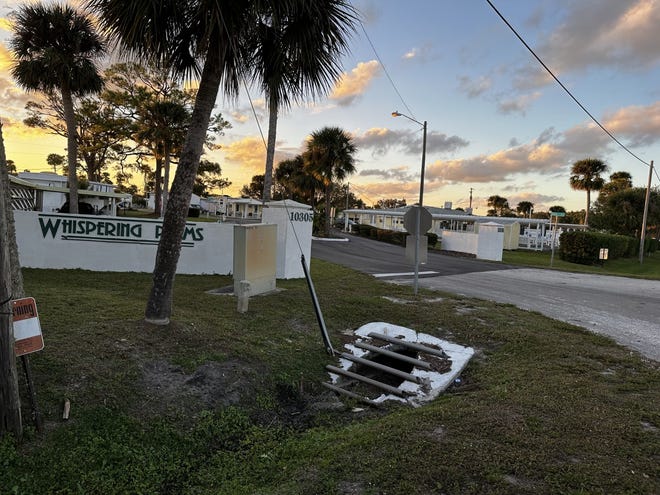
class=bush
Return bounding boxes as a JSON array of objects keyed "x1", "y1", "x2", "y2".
[
  {"x1": 352, "y1": 224, "x2": 438, "y2": 248},
  {"x1": 559, "y1": 230, "x2": 637, "y2": 265}
]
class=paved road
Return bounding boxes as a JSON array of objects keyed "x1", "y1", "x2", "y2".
[{"x1": 312, "y1": 234, "x2": 660, "y2": 362}]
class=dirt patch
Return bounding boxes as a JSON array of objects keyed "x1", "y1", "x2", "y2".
[{"x1": 139, "y1": 358, "x2": 261, "y2": 418}]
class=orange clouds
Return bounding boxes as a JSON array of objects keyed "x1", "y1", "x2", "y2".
[
  {"x1": 330, "y1": 60, "x2": 381, "y2": 106},
  {"x1": 222, "y1": 136, "x2": 266, "y2": 172}
]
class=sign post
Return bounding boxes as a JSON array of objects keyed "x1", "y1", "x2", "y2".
[
  {"x1": 12, "y1": 297, "x2": 44, "y2": 432},
  {"x1": 549, "y1": 212, "x2": 565, "y2": 267}
]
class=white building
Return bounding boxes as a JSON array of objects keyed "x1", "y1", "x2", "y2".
[
  {"x1": 9, "y1": 172, "x2": 130, "y2": 215},
  {"x1": 344, "y1": 205, "x2": 586, "y2": 251}
]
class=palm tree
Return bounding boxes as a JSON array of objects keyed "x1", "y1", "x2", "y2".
[
  {"x1": 275, "y1": 155, "x2": 323, "y2": 205},
  {"x1": 486, "y1": 195, "x2": 509, "y2": 216},
  {"x1": 599, "y1": 171, "x2": 633, "y2": 200},
  {"x1": 10, "y1": 3, "x2": 105, "y2": 215},
  {"x1": 304, "y1": 127, "x2": 357, "y2": 236},
  {"x1": 87, "y1": 0, "x2": 358, "y2": 324},
  {"x1": 569, "y1": 158, "x2": 609, "y2": 225},
  {"x1": 516, "y1": 201, "x2": 534, "y2": 217},
  {"x1": 244, "y1": 1, "x2": 357, "y2": 201}
]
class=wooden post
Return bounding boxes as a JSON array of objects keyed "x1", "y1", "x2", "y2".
[{"x1": 0, "y1": 121, "x2": 22, "y2": 439}]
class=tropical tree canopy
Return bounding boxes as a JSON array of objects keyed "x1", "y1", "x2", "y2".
[
  {"x1": 10, "y1": 2, "x2": 105, "y2": 214},
  {"x1": 486, "y1": 195, "x2": 509, "y2": 216},
  {"x1": 242, "y1": 0, "x2": 357, "y2": 201},
  {"x1": 599, "y1": 171, "x2": 633, "y2": 199},
  {"x1": 87, "y1": 0, "x2": 358, "y2": 323},
  {"x1": 591, "y1": 187, "x2": 660, "y2": 237},
  {"x1": 516, "y1": 201, "x2": 534, "y2": 216},
  {"x1": 569, "y1": 158, "x2": 609, "y2": 225},
  {"x1": 304, "y1": 126, "x2": 357, "y2": 235}
]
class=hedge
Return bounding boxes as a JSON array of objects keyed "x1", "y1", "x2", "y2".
[
  {"x1": 559, "y1": 230, "x2": 643, "y2": 265},
  {"x1": 352, "y1": 224, "x2": 438, "y2": 248}
]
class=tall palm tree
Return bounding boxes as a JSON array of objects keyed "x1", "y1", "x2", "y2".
[
  {"x1": 10, "y1": 3, "x2": 105, "y2": 215},
  {"x1": 304, "y1": 126, "x2": 356, "y2": 236},
  {"x1": 486, "y1": 195, "x2": 509, "y2": 216},
  {"x1": 244, "y1": 1, "x2": 357, "y2": 201},
  {"x1": 274, "y1": 155, "x2": 322, "y2": 205},
  {"x1": 569, "y1": 158, "x2": 608, "y2": 225},
  {"x1": 87, "y1": 0, "x2": 358, "y2": 324}
]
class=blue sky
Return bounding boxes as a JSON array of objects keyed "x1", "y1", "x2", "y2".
[{"x1": 1, "y1": 0, "x2": 659, "y2": 213}]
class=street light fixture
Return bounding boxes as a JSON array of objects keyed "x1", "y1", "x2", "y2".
[{"x1": 392, "y1": 111, "x2": 427, "y2": 295}]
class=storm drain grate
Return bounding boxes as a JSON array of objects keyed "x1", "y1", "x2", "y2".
[{"x1": 322, "y1": 325, "x2": 465, "y2": 407}]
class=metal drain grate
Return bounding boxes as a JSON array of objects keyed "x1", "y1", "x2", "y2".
[{"x1": 322, "y1": 331, "x2": 451, "y2": 405}]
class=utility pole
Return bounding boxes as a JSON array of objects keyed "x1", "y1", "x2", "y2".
[
  {"x1": 344, "y1": 183, "x2": 350, "y2": 232},
  {"x1": 469, "y1": 188, "x2": 473, "y2": 209},
  {"x1": 639, "y1": 160, "x2": 654, "y2": 264}
]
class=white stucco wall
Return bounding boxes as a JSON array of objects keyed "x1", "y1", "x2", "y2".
[
  {"x1": 14, "y1": 211, "x2": 234, "y2": 274},
  {"x1": 441, "y1": 230, "x2": 479, "y2": 256}
]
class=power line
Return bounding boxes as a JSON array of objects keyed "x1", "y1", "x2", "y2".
[
  {"x1": 485, "y1": 0, "x2": 653, "y2": 172},
  {"x1": 359, "y1": 22, "x2": 417, "y2": 120}
]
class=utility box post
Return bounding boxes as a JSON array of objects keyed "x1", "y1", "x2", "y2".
[
  {"x1": 261, "y1": 200, "x2": 313, "y2": 279},
  {"x1": 233, "y1": 224, "x2": 277, "y2": 298}
]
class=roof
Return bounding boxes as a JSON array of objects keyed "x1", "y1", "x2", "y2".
[
  {"x1": 9, "y1": 175, "x2": 130, "y2": 200},
  {"x1": 345, "y1": 206, "x2": 585, "y2": 228}
]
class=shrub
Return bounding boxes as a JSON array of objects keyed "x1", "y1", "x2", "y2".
[
  {"x1": 426, "y1": 232, "x2": 439, "y2": 247},
  {"x1": 559, "y1": 230, "x2": 637, "y2": 264}
]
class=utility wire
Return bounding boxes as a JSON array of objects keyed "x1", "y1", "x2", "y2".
[
  {"x1": 485, "y1": 0, "x2": 653, "y2": 171},
  {"x1": 359, "y1": 21, "x2": 417, "y2": 120}
]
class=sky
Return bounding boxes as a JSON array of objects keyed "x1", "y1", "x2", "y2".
[{"x1": 1, "y1": 0, "x2": 659, "y2": 214}]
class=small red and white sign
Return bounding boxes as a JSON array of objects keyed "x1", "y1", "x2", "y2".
[{"x1": 12, "y1": 297, "x2": 44, "y2": 356}]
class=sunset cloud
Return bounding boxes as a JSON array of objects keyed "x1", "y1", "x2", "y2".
[
  {"x1": 515, "y1": 0, "x2": 660, "y2": 90},
  {"x1": 330, "y1": 60, "x2": 381, "y2": 106},
  {"x1": 222, "y1": 137, "x2": 266, "y2": 172},
  {"x1": 353, "y1": 126, "x2": 469, "y2": 157}
]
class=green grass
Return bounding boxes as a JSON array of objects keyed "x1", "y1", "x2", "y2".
[
  {"x1": 503, "y1": 248, "x2": 660, "y2": 279},
  {"x1": 1, "y1": 262, "x2": 658, "y2": 494}
]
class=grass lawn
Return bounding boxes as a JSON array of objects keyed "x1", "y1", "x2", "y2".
[
  {"x1": 1, "y1": 262, "x2": 658, "y2": 494},
  {"x1": 503, "y1": 249, "x2": 660, "y2": 279}
]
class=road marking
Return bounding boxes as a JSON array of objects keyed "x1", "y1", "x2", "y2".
[{"x1": 373, "y1": 271, "x2": 438, "y2": 278}]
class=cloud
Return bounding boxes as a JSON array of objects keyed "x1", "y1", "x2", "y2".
[
  {"x1": 359, "y1": 166, "x2": 416, "y2": 182},
  {"x1": 354, "y1": 181, "x2": 430, "y2": 206},
  {"x1": 0, "y1": 17, "x2": 13, "y2": 33},
  {"x1": 424, "y1": 130, "x2": 569, "y2": 184},
  {"x1": 516, "y1": 0, "x2": 660, "y2": 89},
  {"x1": 401, "y1": 42, "x2": 438, "y2": 63},
  {"x1": 330, "y1": 60, "x2": 381, "y2": 106},
  {"x1": 497, "y1": 92, "x2": 541, "y2": 115},
  {"x1": 506, "y1": 192, "x2": 565, "y2": 209},
  {"x1": 602, "y1": 100, "x2": 660, "y2": 147},
  {"x1": 458, "y1": 75, "x2": 492, "y2": 98},
  {"x1": 222, "y1": 135, "x2": 297, "y2": 175},
  {"x1": 353, "y1": 126, "x2": 469, "y2": 157},
  {"x1": 222, "y1": 137, "x2": 266, "y2": 172}
]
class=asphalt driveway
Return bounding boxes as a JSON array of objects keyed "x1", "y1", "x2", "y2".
[{"x1": 312, "y1": 234, "x2": 660, "y2": 362}]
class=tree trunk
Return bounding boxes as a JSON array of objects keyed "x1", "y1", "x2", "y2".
[
  {"x1": 154, "y1": 157, "x2": 163, "y2": 217},
  {"x1": 585, "y1": 189, "x2": 591, "y2": 226},
  {"x1": 162, "y1": 144, "x2": 171, "y2": 215},
  {"x1": 61, "y1": 86, "x2": 79, "y2": 214},
  {"x1": 263, "y1": 93, "x2": 279, "y2": 202},
  {"x1": 324, "y1": 184, "x2": 332, "y2": 237},
  {"x1": 0, "y1": 121, "x2": 22, "y2": 439},
  {"x1": 144, "y1": 60, "x2": 222, "y2": 325}
]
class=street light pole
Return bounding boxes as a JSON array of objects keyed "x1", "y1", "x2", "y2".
[{"x1": 392, "y1": 111, "x2": 427, "y2": 295}]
